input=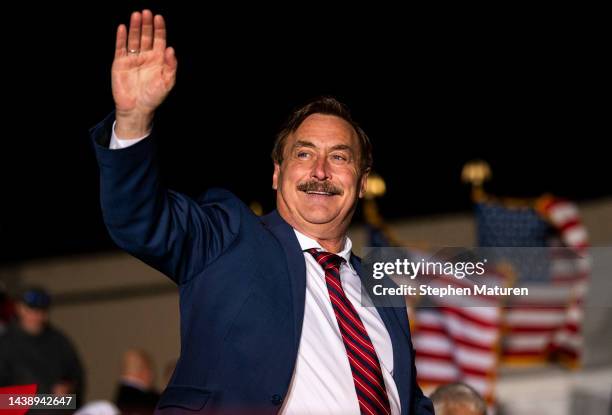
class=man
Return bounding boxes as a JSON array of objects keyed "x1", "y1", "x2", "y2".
[
  {"x1": 430, "y1": 383, "x2": 486, "y2": 415},
  {"x1": 91, "y1": 9, "x2": 433, "y2": 414},
  {"x1": 0, "y1": 286, "x2": 85, "y2": 402},
  {"x1": 115, "y1": 349, "x2": 161, "y2": 414}
]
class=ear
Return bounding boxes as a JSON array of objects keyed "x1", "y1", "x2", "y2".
[
  {"x1": 272, "y1": 162, "x2": 280, "y2": 190},
  {"x1": 358, "y1": 169, "x2": 370, "y2": 198}
]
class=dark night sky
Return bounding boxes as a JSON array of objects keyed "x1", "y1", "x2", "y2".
[{"x1": 1, "y1": 4, "x2": 609, "y2": 264}]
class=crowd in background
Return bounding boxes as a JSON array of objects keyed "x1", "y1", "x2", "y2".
[{"x1": 1, "y1": 284, "x2": 489, "y2": 414}]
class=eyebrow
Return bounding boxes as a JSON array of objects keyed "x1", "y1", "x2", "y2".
[
  {"x1": 329, "y1": 144, "x2": 353, "y2": 153},
  {"x1": 292, "y1": 140, "x2": 355, "y2": 155},
  {"x1": 293, "y1": 140, "x2": 316, "y2": 150}
]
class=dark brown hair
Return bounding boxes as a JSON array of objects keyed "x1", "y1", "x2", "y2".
[{"x1": 271, "y1": 96, "x2": 373, "y2": 173}]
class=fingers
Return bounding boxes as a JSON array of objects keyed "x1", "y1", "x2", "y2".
[
  {"x1": 116, "y1": 10, "x2": 167, "y2": 59},
  {"x1": 162, "y1": 47, "x2": 178, "y2": 87},
  {"x1": 127, "y1": 11, "x2": 142, "y2": 53},
  {"x1": 153, "y1": 14, "x2": 167, "y2": 52},
  {"x1": 140, "y1": 10, "x2": 154, "y2": 51},
  {"x1": 115, "y1": 24, "x2": 127, "y2": 58},
  {"x1": 164, "y1": 47, "x2": 177, "y2": 71}
]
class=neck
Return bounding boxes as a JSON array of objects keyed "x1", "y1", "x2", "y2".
[
  {"x1": 120, "y1": 375, "x2": 149, "y2": 390},
  {"x1": 276, "y1": 212, "x2": 350, "y2": 254},
  {"x1": 314, "y1": 235, "x2": 346, "y2": 253},
  {"x1": 21, "y1": 323, "x2": 44, "y2": 336}
]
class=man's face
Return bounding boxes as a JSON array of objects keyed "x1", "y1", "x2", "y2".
[
  {"x1": 273, "y1": 114, "x2": 368, "y2": 236},
  {"x1": 16, "y1": 302, "x2": 49, "y2": 335}
]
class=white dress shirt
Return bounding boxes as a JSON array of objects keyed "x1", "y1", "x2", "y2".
[
  {"x1": 109, "y1": 122, "x2": 149, "y2": 149},
  {"x1": 279, "y1": 230, "x2": 400, "y2": 415},
  {"x1": 110, "y1": 125, "x2": 401, "y2": 414}
]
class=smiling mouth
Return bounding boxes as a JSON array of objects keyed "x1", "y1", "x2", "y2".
[{"x1": 297, "y1": 181, "x2": 343, "y2": 196}]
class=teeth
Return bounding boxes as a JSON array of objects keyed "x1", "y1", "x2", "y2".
[{"x1": 307, "y1": 191, "x2": 332, "y2": 195}]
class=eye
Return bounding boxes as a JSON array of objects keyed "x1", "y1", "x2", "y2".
[
  {"x1": 297, "y1": 151, "x2": 311, "y2": 159},
  {"x1": 331, "y1": 154, "x2": 348, "y2": 162}
]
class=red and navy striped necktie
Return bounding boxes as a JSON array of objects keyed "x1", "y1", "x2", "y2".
[{"x1": 306, "y1": 248, "x2": 391, "y2": 415}]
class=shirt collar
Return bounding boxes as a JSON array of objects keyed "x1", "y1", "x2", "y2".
[{"x1": 293, "y1": 228, "x2": 353, "y2": 264}]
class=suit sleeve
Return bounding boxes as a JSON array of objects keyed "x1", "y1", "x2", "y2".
[
  {"x1": 90, "y1": 112, "x2": 242, "y2": 284},
  {"x1": 409, "y1": 327, "x2": 435, "y2": 415}
]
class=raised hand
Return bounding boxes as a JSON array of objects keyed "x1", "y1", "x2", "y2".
[{"x1": 112, "y1": 10, "x2": 177, "y2": 138}]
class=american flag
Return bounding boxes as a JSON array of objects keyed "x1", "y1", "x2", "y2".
[
  {"x1": 475, "y1": 196, "x2": 590, "y2": 367},
  {"x1": 365, "y1": 225, "x2": 505, "y2": 404},
  {"x1": 363, "y1": 195, "x2": 589, "y2": 406}
]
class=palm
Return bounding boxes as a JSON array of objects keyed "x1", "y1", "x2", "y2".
[
  {"x1": 113, "y1": 51, "x2": 168, "y2": 113},
  {"x1": 111, "y1": 11, "x2": 177, "y2": 115}
]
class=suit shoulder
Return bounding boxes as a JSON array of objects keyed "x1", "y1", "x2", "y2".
[
  {"x1": 196, "y1": 188, "x2": 257, "y2": 219},
  {"x1": 196, "y1": 188, "x2": 247, "y2": 208},
  {"x1": 194, "y1": 187, "x2": 263, "y2": 233}
]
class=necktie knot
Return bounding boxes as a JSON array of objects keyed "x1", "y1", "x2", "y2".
[{"x1": 306, "y1": 248, "x2": 345, "y2": 270}]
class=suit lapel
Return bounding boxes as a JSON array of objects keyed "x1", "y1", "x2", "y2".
[{"x1": 261, "y1": 210, "x2": 307, "y2": 353}]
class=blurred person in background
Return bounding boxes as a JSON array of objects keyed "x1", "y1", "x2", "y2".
[
  {"x1": 115, "y1": 348, "x2": 161, "y2": 414},
  {"x1": 430, "y1": 382, "x2": 487, "y2": 415},
  {"x1": 0, "y1": 286, "x2": 85, "y2": 405},
  {"x1": 161, "y1": 358, "x2": 177, "y2": 390},
  {"x1": 74, "y1": 400, "x2": 121, "y2": 415},
  {"x1": 0, "y1": 282, "x2": 16, "y2": 334}
]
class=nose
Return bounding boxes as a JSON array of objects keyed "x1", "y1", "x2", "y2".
[{"x1": 311, "y1": 155, "x2": 330, "y2": 181}]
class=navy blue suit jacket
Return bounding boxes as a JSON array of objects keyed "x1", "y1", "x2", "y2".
[{"x1": 91, "y1": 114, "x2": 434, "y2": 415}]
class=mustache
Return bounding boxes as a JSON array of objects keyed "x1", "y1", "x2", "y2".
[{"x1": 297, "y1": 180, "x2": 343, "y2": 196}]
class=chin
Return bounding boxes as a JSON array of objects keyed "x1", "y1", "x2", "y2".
[{"x1": 298, "y1": 207, "x2": 340, "y2": 225}]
